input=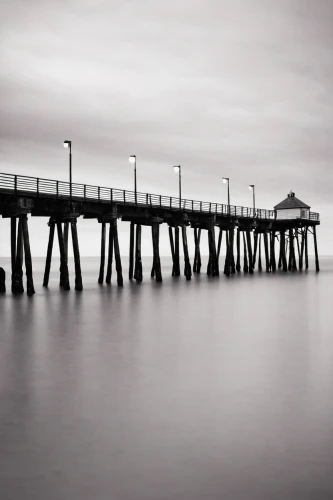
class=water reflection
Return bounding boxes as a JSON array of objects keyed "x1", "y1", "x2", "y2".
[{"x1": 1, "y1": 258, "x2": 333, "y2": 500}]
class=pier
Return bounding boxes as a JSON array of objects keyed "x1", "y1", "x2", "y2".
[{"x1": 0, "y1": 173, "x2": 320, "y2": 295}]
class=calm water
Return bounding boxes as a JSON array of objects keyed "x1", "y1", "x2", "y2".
[{"x1": 1, "y1": 257, "x2": 333, "y2": 500}]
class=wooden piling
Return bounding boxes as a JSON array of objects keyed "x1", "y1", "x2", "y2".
[
  {"x1": 106, "y1": 223, "x2": 114, "y2": 284},
  {"x1": 270, "y1": 231, "x2": 276, "y2": 272},
  {"x1": 13, "y1": 217, "x2": 24, "y2": 293},
  {"x1": 253, "y1": 232, "x2": 258, "y2": 269},
  {"x1": 263, "y1": 232, "x2": 270, "y2": 272},
  {"x1": 224, "y1": 231, "x2": 231, "y2": 276},
  {"x1": 182, "y1": 226, "x2": 192, "y2": 280},
  {"x1": 98, "y1": 222, "x2": 106, "y2": 284},
  {"x1": 230, "y1": 228, "x2": 235, "y2": 274},
  {"x1": 278, "y1": 232, "x2": 282, "y2": 269},
  {"x1": 43, "y1": 219, "x2": 55, "y2": 287},
  {"x1": 305, "y1": 227, "x2": 309, "y2": 270},
  {"x1": 193, "y1": 228, "x2": 202, "y2": 273},
  {"x1": 258, "y1": 234, "x2": 262, "y2": 272},
  {"x1": 290, "y1": 229, "x2": 297, "y2": 271},
  {"x1": 299, "y1": 229, "x2": 305, "y2": 271},
  {"x1": 236, "y1": 228, "x2": 241, "y2": 272},
  {"x1": 112, "y1": 218, "x2": 123, "y2": 286},
  {"x1": 129, "y1": 222, "x2": 135, "y2": 280},
  {"x1": 280, "y1": 230, "x2": 287, "y2": 272},
  {"x1": 207, "y1": 230, "x2": 213, "y2": 276},
  {"x1": 174, "y1": 226, "x2": 180, "y2": 276},
  {"x1": 217, "y1": 227, "x2": 223, "y2": 261},
  {"x1": 313, "y1": 225, "x2": 320, "y2": 271},
  {"x1": 243, "y1": 232, "x2": 248, "y2": 273},
  {"x1": 56, "y1": 221, "x2": 70, "y2": 290},
  {"x1": 152, "y1": 222, "x2": 162, "y2": 282},
  {"x1": 64, "y1": 222, "x2": 69, "y2": 262},
  {"x1": 10, "y1": 217, "x2": 16, "y2": 293},
  {"x1": 246, "y1": 230, "x2": 253, "y2": 274},
  {"x1": 169, "y1": 227, "x2": 176, "y2": 275},
  {"x1": 70, "y1": 219, "x2": 83, "y2": 291},
  {"x1": 21, "y1": 214, "x2": 35, "y2": 296},
  {"x1": 134, "y1": 224, "x2": 142, "y2": 281},
  {"x1": 0, "y1": 267, "x2": 5, "y2": 293},
  {"x1": 210, "y1": 229, "x2": 219, "y2": 276}
]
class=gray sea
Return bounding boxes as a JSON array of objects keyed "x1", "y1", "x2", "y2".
[{"x1": 1, "y1": 257, "x2": 333, "y2": 500}]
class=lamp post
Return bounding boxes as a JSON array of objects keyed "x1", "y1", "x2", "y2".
[
  {"x1": 173, "y1": 165, "x2": 181, "y2": 210},
  {"x1": 129, "y1": 155, "x2": 137, "y2": 204},
  {"x1": 222, "y1": 177, "x2": 230, "y2": 215},
  {"x1": 249, "y1": 184, "x2": 255, "y2": 217},
  {"x1": 63, "y1": 140, "x2": 72, "y2": 202}
]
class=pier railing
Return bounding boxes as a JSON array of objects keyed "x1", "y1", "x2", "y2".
[{"x1": 0, "y1": 173, "x2": 320, "y2": 221}]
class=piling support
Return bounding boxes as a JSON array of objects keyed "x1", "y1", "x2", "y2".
[
  {"x1": 10, "y1": 217, "x2": 16, "y2": 293},
  {"x1": 0, "y1": 268, "x2": 5, "y2": 293},
  {"x1": 270, "y1": 230, "x2": 276, "y2": 272},
  {"x1": 43, "y1": 219, "x2": 55, "y2": 287},
  {"x1": 217, "y1": 227, "x2": 223, "y2": 261},
  {"x1": 174, "y1": 227, "x2": 180, "y2": 276},
  {"x1": 258, "y1": 234, "x2": 262, "y2": 272},
  {"x1": 13, "y1": 217, "x2": 24, "y2": 293},
  {"x1": 207, "y1": 230, "x2": 213, "y2": 276},
  {"x1": 263, "y1": 232, "x2": 270, "y2": 272},
  {"x1": 243, "y1": 232, "x2": 248, "y2": 273},
  {"x1": 21, "y1": 214, "x2": 35, "y2": 296},
  {"x1": 57, "y1": 221, "x2": 70, "y2": 290},
  {"x1": 305, "y1": 227, "x2": 309, "y2": 270},
  {"x1": 152, "y1": 222, "x2": 162, "y2": 282},
  {"x1": 313, "y1": 225, "x2": 320, "y2": 272},
  {"x1": 182, "y1": 226, "x2": 191, "y2": 280},
  {"x1": 98, "y1": 222, "x2": 106, "y2": 284},
  {"x1": 169, "y1": 227, "x2": 176, "y2": 275},
  {"x1": 295, "y1": 230, "x2": 301, "y2": 268},
  {"x1": 278, "y1": 233, "x2": 282, "y2": 269},
  {"x1": 236, "y1": 228, "x2": 241, "y2": 272},
  {"x1": 129, "y1": 222, "x2": 135, "y2": 280},
  {"x1": 70, "y1": 219, "x2": 83, "y2": 291},
  {"x1": 224, "y1": 231, "x2": 231, "y2": 276},
  {"x1": 230, "y1": 228, "x2": 235, "y2": 274},
  {"x1": 246, "y1": 230, "x2": 253, "y2": 274},
  {"x1": 193, "y1": 228, "x2": 202, "y2": 273},
  {"x1": 299, "y1": 229, "x2": 305, "y2": 271},
  {"x1": 64, "y1": 222, "x2": 69, "y2": 262},
  {"x1": 106, "y1": 223, "x2": 114, "y2": 284},
  {"x1": 290, "y1": 229, "x2": 297, "y2": 271},
  {"x1": 209, "y1": 229, "x2": 219, "y2": 276},
  {"x1": 134, "y1": 224, "x2": 142, "y2": 281},
  {"x1": 280, "y1": 230, "x2": 287, "y2": 272},
  {"x1": 253, "y1": 233, "x2": 258, "y2": 269},
  {"x1": 112, "y1": 218, "x2": 123, "y2": 286}
]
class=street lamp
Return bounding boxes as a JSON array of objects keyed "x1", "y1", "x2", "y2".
[
  {"x1": 63, "y1": 140, "x2": 72, "y2": 202},
  {"x1": 222, "y1": 177, "x2": 230, "y2": 215},
  {"x1": 173, "y1": 165, "x2": 181, "y2": 210},
  {"x1": 129, "y1": 155, "x2": 137, "y2": 204},
  {"x1": 249, "y1": 184, "x2": 255, "y2": 217}
]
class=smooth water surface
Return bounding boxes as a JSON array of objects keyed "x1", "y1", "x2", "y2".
[{"x1": 1, "y1": 257, "x2": 333, "y2": 500}]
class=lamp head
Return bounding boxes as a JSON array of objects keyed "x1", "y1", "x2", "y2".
[
  {"x1": 63, "y1": 140, "x2": 71, "y2": 149},
  {"x1": 222, "y1": 177, "x2": 228, "y2": 184},
  {"x1": 249, "y1": 184, "x2": 254, "y2": 190},
  {"x1": 129, "y1": 155, "x2": 136, "y2": 164},
  {"x1": 173, "y1": 165, "x2": 180, "y2": 174}
]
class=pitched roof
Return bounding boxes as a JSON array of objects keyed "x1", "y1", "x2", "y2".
[{"x1": 274, "y1": 191, "x2": 310, "y2": 210}]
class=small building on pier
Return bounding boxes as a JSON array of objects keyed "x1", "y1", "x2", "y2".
[{"x1": 274, "y1": 191, "x2": 310, "y2": 220}]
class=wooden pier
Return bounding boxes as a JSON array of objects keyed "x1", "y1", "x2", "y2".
[{"x1": 0, "y1": 173, "x2": 320, "y2": 295}]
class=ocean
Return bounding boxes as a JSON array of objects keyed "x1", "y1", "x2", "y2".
[{"x1": 1, "y1": 257, "x2": 333, "y2": 500}]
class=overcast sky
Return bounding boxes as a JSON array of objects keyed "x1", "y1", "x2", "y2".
[{"x1": 1, "y1": 0, "x2": 332, "y2": 257}]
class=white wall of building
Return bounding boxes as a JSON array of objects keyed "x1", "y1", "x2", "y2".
[{"x1": 276, "y1": 208, "x2": 310, "y2": 219}]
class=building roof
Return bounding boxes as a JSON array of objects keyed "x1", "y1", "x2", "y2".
[{"x1": 274, "y1": 191, "x2": 310, "y2": 210}]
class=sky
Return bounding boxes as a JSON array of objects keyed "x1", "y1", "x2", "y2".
[{"x1": 0, "y1": 0, "x2": 333, "y2": 257}]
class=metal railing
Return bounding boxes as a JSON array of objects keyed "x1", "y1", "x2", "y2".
[{"x1": 0, "y1": 173, "x2": 319, "y2": 221}]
